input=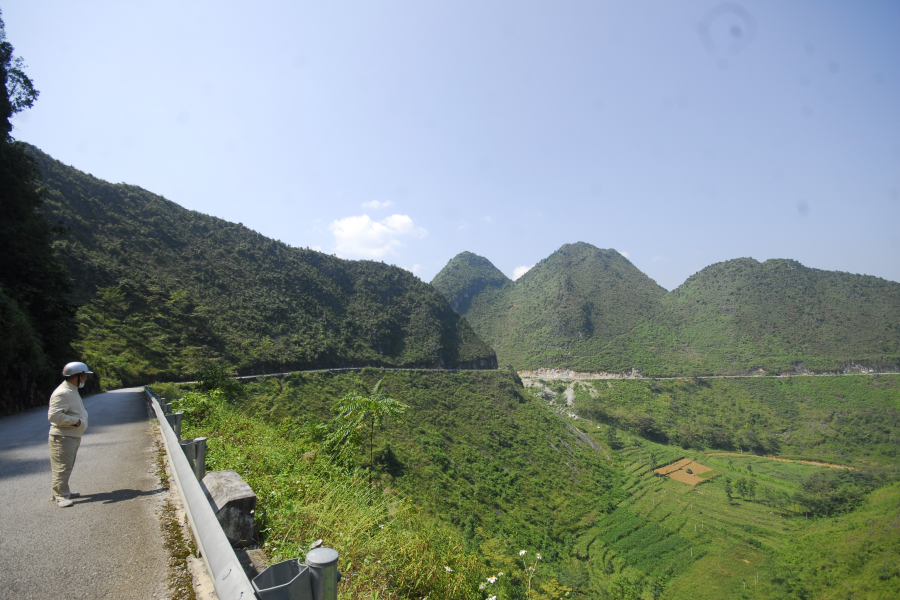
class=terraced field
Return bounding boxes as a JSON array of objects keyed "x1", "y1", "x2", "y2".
[{"x1": 559, "y1": 418, "x2": 899, "y2": 599}]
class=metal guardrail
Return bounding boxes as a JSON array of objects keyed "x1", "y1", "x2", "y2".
[{"x1": 145, "y1": 386, "x2": 257, "y2": 600}]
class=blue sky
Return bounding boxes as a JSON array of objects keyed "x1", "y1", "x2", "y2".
[{"x1": 6, "y1": 1, "x2": 899, "y2": 289}]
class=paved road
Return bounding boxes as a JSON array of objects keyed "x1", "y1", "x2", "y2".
[{"x1": 0, "y1": 388, "x2": 169, "y2": 599}]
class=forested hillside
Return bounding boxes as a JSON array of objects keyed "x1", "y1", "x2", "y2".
[
  {"x1": 0, "y1": 18, "x2": 76, "y2": 414},
  {"x1": 593, "y1": 257, "x2": 900, "y2": 375},
  {"x1": 434, "y1": 247, "x2": 900, "y2": 375},
  {"x1": 26, "y1": 145, "x2": 496, "y2": 389},
  {"x1": 432, "y1": 244, "x2": 667, "y2": 369}
]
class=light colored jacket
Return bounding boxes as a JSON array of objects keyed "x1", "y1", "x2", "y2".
[{"x1": 48, "y1": 380, "x2": 88, "y2": 437}]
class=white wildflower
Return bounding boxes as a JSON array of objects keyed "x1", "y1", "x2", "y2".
[
  {"x1": 519, "y1": 550, "x2": 527, "y2": 556},
  {"x1": 445, "y1": 566, "x2": 453, "y2": 572}
]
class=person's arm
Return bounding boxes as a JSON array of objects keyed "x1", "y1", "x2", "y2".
[{"x1": 48, "y1": 391, "x2": 81, "y2": 427}]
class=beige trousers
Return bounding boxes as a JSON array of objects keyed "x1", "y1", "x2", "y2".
[{"x1": 49, "y1": 435, "x2": 81, "y2": 500}]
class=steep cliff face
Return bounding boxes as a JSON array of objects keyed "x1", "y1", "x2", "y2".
[{"x1": 28, "y1": 145, "x2": 497, "y2": 387}]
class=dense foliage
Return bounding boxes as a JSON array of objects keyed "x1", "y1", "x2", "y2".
[
  {"x1": 24, "y1": 146, "x2": 495, "y2": 389},
  {"x1": 157, "y1": 384, "x2": 486, "y2": 600},
  {"x1": 433, "y1": 247, "x2": 900, "y2": 375},
  {"x1": 594, "y1": 257, "x2": 900, "y2": 376},
  {"x1": 234, "y1": 369, "x2": 624, "y2": 558},
  {"x1": 430, "y1": 251, "x2": 514, "y2": 313},
  {"x1": 432, "y1": 244, "x2": 667, "y2": 370},
  {"x1": 569, "y1": 375, "x2": 900, "y2": 465},
  {"x1": 157, "y1": 371, "x2": 900, "y2": 599},
  {"x1": 154, "y1": 368, "x2": 624, "y2": 599},
  {"x1": 0, "y1": 13, "x2": 75, "y2": 414}
]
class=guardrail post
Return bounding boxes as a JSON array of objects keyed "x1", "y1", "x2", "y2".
[
  {"x1": 194, "y1": 437, "x2": 207, "y2": 481},
  {"x1": 306, "y1": 548, "x2": 340, "y2": 600},
  {"x1": 165, "y1": 412, "x2": 183, "y2": 440},
  {"x1": 179, "y1": 437, "x2": 208, "y2": 482}
]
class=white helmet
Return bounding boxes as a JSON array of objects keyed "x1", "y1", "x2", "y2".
[{"x1": 62, "y1": 362, "x2": 93, "y2": 377}]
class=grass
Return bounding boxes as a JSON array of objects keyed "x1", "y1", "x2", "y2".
[
  {"x1": 560, "y1": 411, "x2": 900, "y2": 599},
  {"x1": 153, "y1": 381, "x2": 487, "y2": 600},
  {"x1": 151, "y1": 372, "x2": 900, "y2": 599}
]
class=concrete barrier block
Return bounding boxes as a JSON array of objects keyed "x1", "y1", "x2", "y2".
[{"x1": 201, "y1": 470, "x2": 257, "y2": 547}]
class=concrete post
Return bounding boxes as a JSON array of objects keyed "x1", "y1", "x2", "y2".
[{"x1": 201, "y1": 470, "x2": 257, "y2": 547}]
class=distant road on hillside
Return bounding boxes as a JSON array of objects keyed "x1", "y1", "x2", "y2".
[
  {"x1": 161, "y1": 365, "x2": 898, "y2": 387},
  {"x1": 517, "y1": 368, "x2": 898, "y2": 381},
  {"x1": 0, "y1": 389, "x2": 168, "y2": 599}
]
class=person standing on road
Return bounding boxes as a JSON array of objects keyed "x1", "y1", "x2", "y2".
[{"x1": 48, "y1": 362, "x2": 92, "y2": 508}]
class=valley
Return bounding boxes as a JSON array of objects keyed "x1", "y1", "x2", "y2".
[
  {"x1": 153, "y1": 370, "x2": 900, "y2": 599},
  {"x1": 3, "y1": 142, "x2": 897, "y2": 599}
]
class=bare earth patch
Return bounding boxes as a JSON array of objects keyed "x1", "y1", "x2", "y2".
[{"x1": 655, "y1": 458, "x2": 713, "y2": 485}]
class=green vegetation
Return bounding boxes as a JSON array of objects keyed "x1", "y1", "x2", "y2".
[
  {"x1": 326, "y1": 377, "x2": 409, "y2": 484},
  {"x1": 594, "y1": 258, "x2": 900, "y2": 376},
  {"x1": 153, "y1": 368, "x2": 623, "y2": 599},
  {"x1": 535, "y1": 378, "x2": 900, "y2": 599},
  {"x1": 431, "y1": 244, "x2": 667, "y2": 370},
  {"x1": 155, "y1": 372, "x2": 900, "y2": 599},
  {"x1": 578, "y1": 437, "x2": 900, "y2": 600},
  {"x1": 156, "y1": 383, "x2": 484, "y2": 600},
  {"x1": 25, "y1": 146, "x2": 495, "y2": 390},
  {"x1": 0, "y1": 12, "x2": 76, "y2": 414},
  {"x1": 431, "y1": 251, "x2": 514, "y2": 314},
  {"x1": 433, "y1": 249, "x2": 900, "y2": 375},
  {"x1": 570, "y1": 375, "x2": 900, "y2": 466}
]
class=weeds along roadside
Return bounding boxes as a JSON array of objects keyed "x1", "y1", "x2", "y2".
[{"x1": 151, "y1": 382, "x2": 485, "y2": 600}]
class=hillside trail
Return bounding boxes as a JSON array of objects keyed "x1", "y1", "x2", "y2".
[
  {"x1": 0, "y1": 388, "x2": 169, "y2": 599},
  {"x1": 705, "y1": 452, "x2": 855, "y2": 470}
]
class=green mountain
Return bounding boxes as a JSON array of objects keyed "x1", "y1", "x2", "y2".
[
  {"x1": 27, "y1": 145, "x2": 496, "y2": 388},
  {"x1": 594, "y1": 257, "x2": 900, "y2": 376},
  {"x1": 432, "y1": 243, "x2": 668, "y2": 369},
  {"x1": 434, "y1": 248, "x2": 900, "y2": 375}
]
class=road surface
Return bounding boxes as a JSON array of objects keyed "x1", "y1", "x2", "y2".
[{"x1": 0, "y1": 388, "x2": 169, "y2": 599}]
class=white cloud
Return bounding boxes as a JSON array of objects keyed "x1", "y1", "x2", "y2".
[
  {"x1": 361, "y1": 200, "x2": 393, "y2": 209},
  {"x1": 652, "y1": 255, "x2": 666, "y2": 262},
  {"x1": 619, "y1": 250, "x2": 630, "y2": 258},
  {"x1": 328, "y1": 214, "x2": 427, "y2": 259},
  {"x1": 482, "y1": 216, "x2": 494, "y2": 223},
  {"x1": 310, "y1": 244, "x2": 322, "y2": 251},
  {"x1": 410, "y1": 264, "x2": 423, "y2": 275},
  {"x1": 512, "y1": 264, "x2": 534, "y2": 280}
]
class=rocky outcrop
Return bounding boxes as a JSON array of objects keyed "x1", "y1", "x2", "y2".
[{"x1": 518, "y1": 367, "x2": 644, "y2": 380}]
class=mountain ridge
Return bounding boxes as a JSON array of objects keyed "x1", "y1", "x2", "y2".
[
  {"x1": 26, "y1": 144, "x2": 497, "y2": 388},
  {"x1": 432, "y1": 246, "x2": 900, "y2": 375}
]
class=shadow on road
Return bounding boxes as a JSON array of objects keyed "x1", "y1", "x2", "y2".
[
  {"x1": 76, "y1": 487, "x2": 167, "y2": 505},
  {"x1": 0, "y1": 457, "x2": 49, "y2": 479}
]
